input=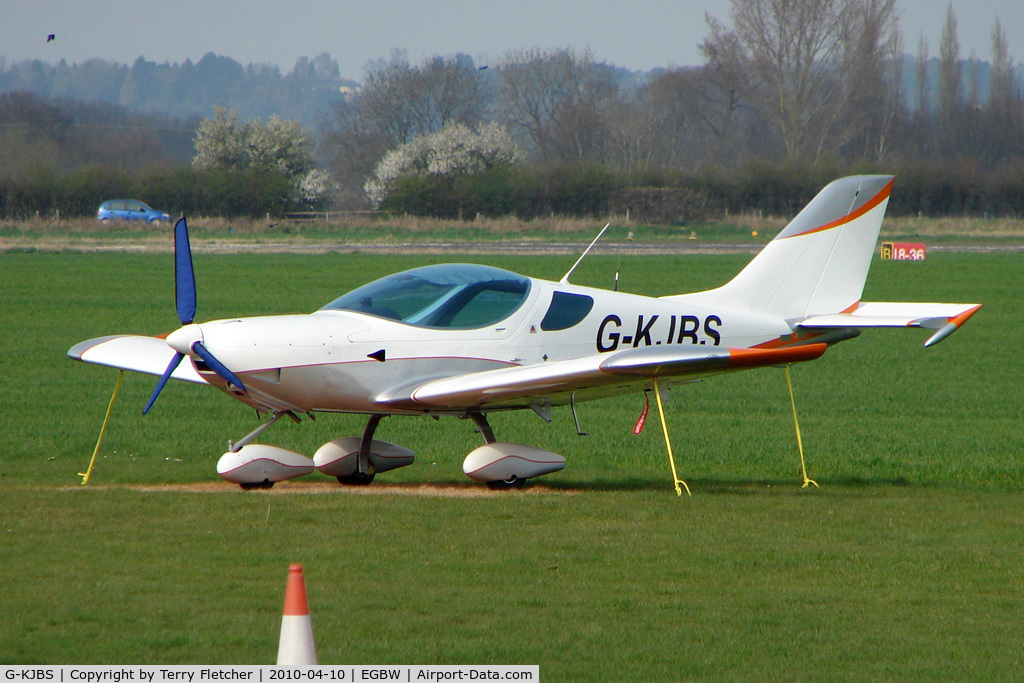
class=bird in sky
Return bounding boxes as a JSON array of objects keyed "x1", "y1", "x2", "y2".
[{"x1": 46, "y1": 34, "x2": 55, "y2": 43}]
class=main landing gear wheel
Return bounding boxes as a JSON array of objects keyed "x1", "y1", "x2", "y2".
[
  {"x1": 486, "y1": 476, "x2": 525, "y2": 491},
  {"x1": 239, "y1": 479, "x2": 274, "y2": 490},
  {"x1": 337, "y1": 471, "x2": 375, "y2": 486}
]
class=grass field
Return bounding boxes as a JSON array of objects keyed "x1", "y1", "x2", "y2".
[{"x1": 1, "y1": 248, "x2": 1022, "y2": 677}]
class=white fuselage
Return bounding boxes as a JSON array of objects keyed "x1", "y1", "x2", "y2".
[{"x1": 187, "y1": 276, "x2": 795, "y2": 416}]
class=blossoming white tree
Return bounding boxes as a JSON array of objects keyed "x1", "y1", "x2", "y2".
[
  {"x1": 192, "y1": 106, "x2": 250, "y2": 172},
  {"x1": 365, "y1": 122, "x2": 521, "y2": 207},
  {"x1": 193, "y1": 106, "x2": 334, "y2": 206},
  {"x1": 296, "y1": 168, "x2": 336, "y2": 205}
]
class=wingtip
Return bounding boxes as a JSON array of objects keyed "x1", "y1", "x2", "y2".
[
  {"x1": 923, "y1": 322, "x2": 957, "y2": 348},
  {"x1": 67, "y1": 335, "x2": 125, "y2": 360},
  {"x1": 922, "y1": 304, "x2": 981, "y2": 347}
]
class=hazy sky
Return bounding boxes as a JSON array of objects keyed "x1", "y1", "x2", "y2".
[{"x1": 2, "y1": 0, "x2": 1021, "y2": 79}]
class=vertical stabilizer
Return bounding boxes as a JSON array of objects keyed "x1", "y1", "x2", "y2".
[{"x1": 674, "y1": 175, "x2": 894, "y2": 319}]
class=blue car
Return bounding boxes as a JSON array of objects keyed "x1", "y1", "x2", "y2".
[{"x1": 96, "y1": 199, "x2": 171, "y2": 224}]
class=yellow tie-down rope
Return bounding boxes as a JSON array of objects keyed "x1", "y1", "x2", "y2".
[
  {"x1": 79, "y1": 370, "x2": 123, "y2": 485},
  {"x1": 652, "y1": 376, "x2": 690, "y2": 496},
  {"x1": 785, "y1": 365, "x2": 817, "y2": 488}
]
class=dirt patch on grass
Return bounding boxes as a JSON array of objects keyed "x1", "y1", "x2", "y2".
[{"x1": 66, "y1": 480, "x2": 574, "y2": 497}]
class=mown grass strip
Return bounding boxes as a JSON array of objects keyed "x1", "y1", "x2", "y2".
[{"x1": 2, "y1": 486, "x2": 1022, "y2": 679}]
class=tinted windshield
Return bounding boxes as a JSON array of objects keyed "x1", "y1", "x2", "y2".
[{"x1": 320, "y1": 263, "x2": 531, "y2": 329}]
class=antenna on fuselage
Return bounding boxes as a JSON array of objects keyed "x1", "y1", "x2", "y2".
[{"x1": 560, "y1": 223, "x2": 610, "y2": 284}]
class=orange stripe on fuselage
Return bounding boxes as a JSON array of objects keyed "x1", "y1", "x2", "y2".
[{"x1": 782, "y1": 178, "x2": 894, "y2": 240}]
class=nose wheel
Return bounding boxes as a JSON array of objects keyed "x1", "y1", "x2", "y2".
[
  {"x1": 464, "y1": 412, "x2": 564, "y2": 489},
  {"x1": 486, "y1": 476, "x2": 525, "y2": 491},
  {"x1": 336, "y1": 471, "x2": 375, "y2": 486},
  {"x1": 240, "y1": 479, "x2": 274, "y2": 490}
]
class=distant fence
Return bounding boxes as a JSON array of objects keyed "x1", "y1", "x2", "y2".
[{"x1": 283, "y1": 211, "x2": 392, "y2": 222}]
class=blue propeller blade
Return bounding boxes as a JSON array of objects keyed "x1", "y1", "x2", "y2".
[
  {"x1": 174, "y1": 217, "x2": 197, "y2": 325},
  {"x1": 143, "y1": 351, "x2": 185, "y2": 414},
  {"x1": 193, "y1": 341, "x2": 246, "y2": 393},
  {"x1": 145, "y1": 218, "x2": 244, "y2": 411}
]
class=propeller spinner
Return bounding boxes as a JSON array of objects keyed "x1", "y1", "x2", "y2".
[{"x1": 143, "y1": 218, "x2": 246, "y2": 414}]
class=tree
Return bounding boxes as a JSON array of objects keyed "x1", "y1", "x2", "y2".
[
  {"x1": 119, "y1": 57, "x2": 159, "y2": 108},
  {"x1": 318, "y1": 97, "x2": 392, "y2": 207},
  {"x1": 193, "y1": 106, "x2": 316, "y2": 179},
  {"x1": 358, "y1": 55, "x2": 485, "y2": 147},
  {"x1": 192, "y1": 106, "x2": 330, "y2": 207},
  {"x1": 697, "y1": 19, "x2": 761, "y2": 163},
  {"x1": 496, "y1": 47, "x2": 618, "y2": 162},
  {"x1": 364, "y1": 122, "x2": 521, "y2": 207},
  {"x1": 838, "y1": 0, "x2": 902, "y2": 161},
  {"x1": 193, "y1": 53, "x2": 246, "y2": 106},
  {"x1": 933, "y1": 3, "x2": 969, "y2": 159},
  {"x1": 0, "y1": 91, "x2": 186, "y2": 179},
  {"x1": 604, "y1": 88, "x2": 664, "y2": 171},
  {"x1": 319, "y1": 54, "x2": 486, "y2": 207},
  {"x1": 245, "y1": 115, "x2": 315, "y2": 178},
  {"x1": 608, "y1": 65, "x2": 745, "y2": 171},
  {"x1": 988, "y1": 18, "x2": 1014, "y2": 115},
  {"x1": 977, "y1": 17, "x2": 1024, "y2": 166},
  {"x1": 192, "y1": 106, "x2": 249, "y2": 172},
  {"x1": 702, "y1": 0, "x2": 899, "y2": 163},
  {"x1": 937, "y1": 3, "x2": 961, "y2": 126},
  {"x1": 915, "y1": 33, "x2": 930, "y2": 114}
]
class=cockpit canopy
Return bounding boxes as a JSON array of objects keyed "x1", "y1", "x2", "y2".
[{"x1": 320, "y1": 263, "x2": 532, "y2": 329}]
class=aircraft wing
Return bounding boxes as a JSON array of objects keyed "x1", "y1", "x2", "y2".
[
  {"x1": 797, "y1": 302, "x2": 981, "y2": 347},
  {"x1": 68, "y1": 335, "x2": 208, "y2": 384},
  {"x1": 376, "y1": 343, "x2": 826, "y2": 410}
]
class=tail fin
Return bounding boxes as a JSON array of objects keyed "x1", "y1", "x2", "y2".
[{"x1": 676, "y1": 175, "x2": 894, "y2": 319}]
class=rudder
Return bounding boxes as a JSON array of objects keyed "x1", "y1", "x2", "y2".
[{"x1": 679, "y1": 175, "x2": 894, "y2": 319}]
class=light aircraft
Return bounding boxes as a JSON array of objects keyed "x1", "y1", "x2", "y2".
[{"x1": 69, "y1": 175, "x2": 980, "y2": 493}]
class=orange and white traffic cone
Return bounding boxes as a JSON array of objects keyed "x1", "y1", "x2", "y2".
[{"x1": 276, "y1": 563, "x2": 317, "y2": 665}]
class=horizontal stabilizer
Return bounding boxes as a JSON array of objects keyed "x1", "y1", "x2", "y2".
[
  {"x1": 68, "y1": 335, "x2": 207, "y2": 384},
  {"x1": 797, "y1": 302, "x2": 981, "y2": 347}
]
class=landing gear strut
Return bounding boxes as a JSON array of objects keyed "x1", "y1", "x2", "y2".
[
  {"x1": 219, "y1": 412, "x2": 315, "y2": 489},
  {"x1": 468, "y1": 411, "x2": 496, "y2": 444},
  {"x1": 228, "y1": 410, "x2": 299, "y2": 453},
  {"x1": 336, "y1": 414, "x2": 383, "y2": 485},
  {"x1": 468, "y1": 411, "x2": 514, "y2": 490}
]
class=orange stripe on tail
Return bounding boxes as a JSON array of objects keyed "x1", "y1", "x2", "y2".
[{"x1": 783, "y1": 178, "x2": 894, "y2": 239}]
